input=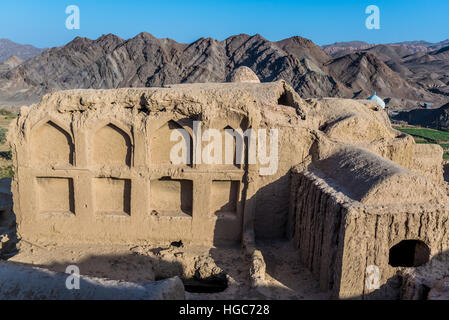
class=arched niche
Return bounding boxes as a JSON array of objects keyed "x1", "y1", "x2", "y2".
[
  {"x1": 150, "y1": 120, "x2": 193, "y2": 166},
  {"x1": 92, "y1": 123, "x2": 132, "y2": 167},
  {"x1": 31, "y1": 121, "x2": 74, "y2": 166},
  {"x1": 222, "y1": 125, "x2": 245, "y2": 169}
]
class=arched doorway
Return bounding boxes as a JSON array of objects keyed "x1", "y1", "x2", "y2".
[{"x1": 389, "y1": 240, "x2": 430, "y2": 267}]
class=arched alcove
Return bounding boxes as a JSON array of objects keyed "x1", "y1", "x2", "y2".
[
  {"x1": 150, "y1": 120, "x2": 193, "y2": 166},
  {"x1": 222, "y1": 126, "x2": 244, "y2": 169},
  {"x1": 93, "y1": 124, "x2": 132, "y2": 166},
  {"x1": 31, "y1": 121, "x2": 74, "y2": 166},
  {"x1": 389, "y1": 240, "x2": 430, "y2": 267}
]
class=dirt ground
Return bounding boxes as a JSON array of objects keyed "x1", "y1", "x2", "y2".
[{"x1": 7, "y1": 239, "x2": 330, "y2": 300}]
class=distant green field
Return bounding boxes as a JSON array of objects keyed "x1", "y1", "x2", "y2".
[
  {"x1": 0, "y1": 165, "x2": 13, "y2": 179},
  {"x1": 396, "y1": 127, "x2": 449, "y2": 143},
  {"x1": 0, "y1": 110, "x2": 17, "y2": 179},
  {"x1": 396, "y1": 127, "x2": 449, "y2": 159}
]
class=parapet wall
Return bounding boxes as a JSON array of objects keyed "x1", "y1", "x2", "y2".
[
  {"x1": 288, "y1": 170, "x2": 346, "y2": 295},
  {"x1": 411, "y1": 143, "x2": 444, "y2": 185}
]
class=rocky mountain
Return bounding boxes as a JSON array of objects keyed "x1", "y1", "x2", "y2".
[
  {"x1": 322, "y1": 41, "x2": 374, "y2": 57},
  {"x1": 0, "y1": 32, "x2": 341, "y2": 105},
  {"x1": 326, "y1": 51, "x2": 435, "y2": 108},
  {"x1": 392, "y1": 101, "x2": 449, "y2": 130},
  {"x1": 426, "y1": 39, "x2": 449, "y2": 52},
  {"x1": 0, "y1": 33, "x2": 447, "y2": 110},
  {"x1": 323, "y1": 39, "x2": 449, "y2": 58},
  {"x1": 0, "y1": 55, "x2": 23, "y2": 74},
  {"x1": 323, "y1": 39, "x2": 449, "y2": 108},
  {"x1": 384, "y1": 46, "x2": 449, "y2": 101},
  {"x1": 0, "y1": 39, "x2": 44, "y2": 62}
]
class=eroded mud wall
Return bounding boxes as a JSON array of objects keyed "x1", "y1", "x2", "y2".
[
  {"x1": 290, "y1": 170, "x2": 449, "y2": 299},
  {"x1": 11, "y1": 105, "x2": 248, "y2": 245},
  {"x1": 10, "y1": 83, "x2": 315, "y2": 246},
  {"x1": 289, "y1": 171, "x2": 347, "y2": 295},
  {"x1": 340, "y1": 205, "x2": 449, "y2": 299}
]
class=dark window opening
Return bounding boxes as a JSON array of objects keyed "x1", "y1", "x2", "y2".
[
  {"x1": 0, "y1": 210, "x2": 5, "y2": 226},
  {"x1": 277, "y1": 89, "x2": 296, "y2": 108},
  {"x1": 389, "y1": 240, "x2": 430, "y2": 267}
]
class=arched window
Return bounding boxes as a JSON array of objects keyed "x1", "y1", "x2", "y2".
[
  {"x1": 32, "y1": 121, "x2": 74, "y2": 166},
  {"x1": 150, "y1": 120, "x2": 193, "y2": 166},
  {"x1": 93, "y1": 124, "x2": 132, "y2": 166},
  {"x1": 222, "y1": 126, "x2": 244, "y2": 169}
]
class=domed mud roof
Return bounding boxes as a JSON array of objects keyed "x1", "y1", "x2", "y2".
[{"x1": 228, "y1": 66, "x2": 260, "y2": 83}]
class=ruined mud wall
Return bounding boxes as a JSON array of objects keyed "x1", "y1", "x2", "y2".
[
  {"x1": 9, "y1": 82, "x2": 316, "y2": 245},
  {"x1": 10, "y1": 91, "x2": 248, "y2": 245},
  {"x1": 288, "y1": 170, "x2": 346, "y2": 295},
  {"x1": 10, "y1": 79, "x2": 443, "y2": 249},
  {"x1": 290, "y1": 165, "x2": 449, "y2": 299},
  {"x1": 311, "y1": 98, "x2": 444, "y2": 184},
  {"x1": 341, "y1": 204, "x2": 449, "y2": 299},
  {"x1": 411, "y1": 144, "x2": 444, "y2": 184}
]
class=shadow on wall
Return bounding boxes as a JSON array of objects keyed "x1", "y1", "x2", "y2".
[
  {"x1": 253, "y1": 173, "x2": 291, "y2": 240},
  {"x1": 208, "y1": 170, "x2": 327, "y2": 299},
  {"x1": 211, "y1": 171, "x2": 292, "y2": 247},
  {"x1": 443, "y1": 162, "x2": 449, "y2": 182}
]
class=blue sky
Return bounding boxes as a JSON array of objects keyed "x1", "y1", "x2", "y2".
[{"x1": 0, "y1": 0, "x2": 448, "y2": 48}]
